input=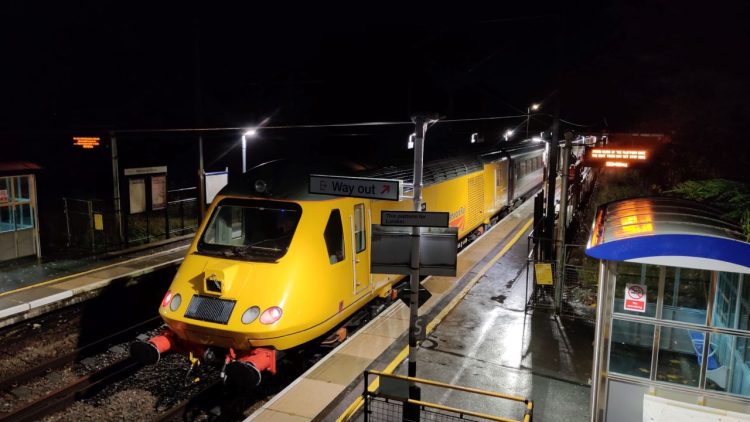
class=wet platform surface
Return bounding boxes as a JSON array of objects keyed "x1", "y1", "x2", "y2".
[{"x1": 251, "y1": 195, "x2": 594, "y2": 422}]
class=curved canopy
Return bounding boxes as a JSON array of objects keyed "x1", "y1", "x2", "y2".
[{"x1": 585, "y1": 197, "x2": 750, "y2": 274}]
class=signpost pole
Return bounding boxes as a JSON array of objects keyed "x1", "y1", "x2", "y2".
[{"x1": 405, "y1": 113, "x2": 435, "y2": 421}]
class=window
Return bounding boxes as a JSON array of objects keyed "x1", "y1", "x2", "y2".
[
  {"x1": 198, "y1": 198, "x2": 301, "y2": 262},
  {"x1": 354, "y1": 204, "x2": 366, "y2": 253},
  {"x1": 324, "y1": 209, "x2": 345, "y2": 264}
]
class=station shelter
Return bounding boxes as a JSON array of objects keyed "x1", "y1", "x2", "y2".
[
  {"x1": 586, "y1": 197, "x2": 750, "y2": 421},
  {"x1": 0, "y1": 162, "x2": 42, "y2": 262}
]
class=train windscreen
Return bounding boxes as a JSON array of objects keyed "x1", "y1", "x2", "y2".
[{"x1": 198, "y1": 198, "x2": 302, "y2": 262}]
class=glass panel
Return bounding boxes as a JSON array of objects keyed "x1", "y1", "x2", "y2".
[
  {"x1": 713, "y1": 272, "x2": 742, "y2": 329},
  {"x1": 0, "y1": 177, "x2": 9, "y2": 204},
  {"x1": 706, "y1": 333, "x2": 750, "y2": 397},
  {"x1": 14, "y1": 203, "x2": 33, "y2": 229},
  {"x1": 609, "y1": 319, "x2": 654, "y2": 378},
  {"x1": 324, "y1": 209, "x2": 344, "y2": 264},
  {"x1": 354, "y1": 204, "x2": 365, "y2": 253},
  {"x1": 663, "y1": 267, "x2": 710, "y2": 325},
  {"x1": 198, "y1": 199, "x2": 301, "y2": 262},
  {"x1": 614, "y1": 263, "x2": 659, "y2": 318},
  {"x1": 14, "y1": 176, "x2": 30, "y2": 201},
  {"x1": 0, "y1": 205, "x2": 13, "y2": 233},
  {"x1": 740, "y1": 275, "x2": 750, "y2": 331},
  {"x1": 656, "y1": 327, "x2": 701, "y2": 387}
]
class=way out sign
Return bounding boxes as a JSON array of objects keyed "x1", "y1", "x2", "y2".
[
  {"x1": 309, "y1": 174, "x2": 402, "y2": 201},
  {"x1": 624, "y1": 283, "x2": 647, "y2": 313}
]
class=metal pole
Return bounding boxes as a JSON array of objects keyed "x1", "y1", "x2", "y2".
[
  {"x1": 241, "y1": 135, "x2": 247, "y2": 174},
  {"x1": 198, "y1": 136, "x2": 206, "y2": 219},
  {"x1": 554, "y1": 131, "x2": 573, "y2": 314},
  {"x1": 110, "y1": 134, "x2": 124, "y2": 246},
  {"x1": 405, "y1": 113, "x2": 435, "y2": 422},
  {"x1": 525, "y1": 107, "x2": 530, "y2": 140},
  {"x1": 543, "y1": 93, "x2": 559, "y2": 261}
]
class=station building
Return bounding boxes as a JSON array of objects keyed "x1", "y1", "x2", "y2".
[{"x1": 586, "y1": 197, "x2": 750, "y2": 421}]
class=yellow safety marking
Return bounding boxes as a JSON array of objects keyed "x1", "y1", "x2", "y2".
[
  {"x1": 336, "y1": 217, "x2": 533, "y2": 422},
  {"x1": 0, "y1": 245, "x2": 187, "y2": 298}
]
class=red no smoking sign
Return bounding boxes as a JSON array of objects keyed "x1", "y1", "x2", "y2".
[{"x1": 624, "y1": 283, "x2": 647, "y2": 312}]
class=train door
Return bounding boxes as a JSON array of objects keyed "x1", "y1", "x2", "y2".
[{"x1": 351, "y1": 203, "x2": 370, "y2": 295}]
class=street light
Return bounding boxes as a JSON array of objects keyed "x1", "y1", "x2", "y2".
[
  {"x1": 407, "y1": 133, "x2": 416, "y2": 149},
  {"x1": 503, "y1": 129, "x2": 514, "y2": 141},
  {"x1": 241, "y1": 129, "x2": 258, "y2": 173},
  {"x1": 526, "y1": 103, "x2": 540, "y2": 141}
]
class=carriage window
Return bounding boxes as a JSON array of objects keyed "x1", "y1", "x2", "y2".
[
  {"x1": 325, "y1": 209, "x2": 345, "y2": 264},
  {"x1": 354, "y1": 204, "x2": 366, "y2": 253}
]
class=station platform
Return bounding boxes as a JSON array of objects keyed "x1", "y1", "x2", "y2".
[
  {"x1": 248, "y1": 198, "x2": 594, "y2": 422},
  {"x1": 0, "y1": 236, "x2": 191, "y2": 327}
]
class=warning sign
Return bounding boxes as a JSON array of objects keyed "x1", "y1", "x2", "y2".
[
  {"x1": 534, "y1": 263, "x2": 554, "y2": 285},
  {"x1": 624, "y1": 283, "x2": 647, "y2": 312}
]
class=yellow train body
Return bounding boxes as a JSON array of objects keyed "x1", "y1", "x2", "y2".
[{"x1": 158, "y1": 143, "x2": 545, "y2": 353}]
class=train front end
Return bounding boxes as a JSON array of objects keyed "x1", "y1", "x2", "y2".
[{"x1": 131, "y1": 194, "x2": 329, "y2": 387}]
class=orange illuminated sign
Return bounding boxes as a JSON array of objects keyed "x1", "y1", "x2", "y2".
[
  {"x1": 73, "y1": 137, "x2": 101, "y2": 149},
  {"x1": 590, "y1": 149, "x2": 647, "y2": 160},
  {"x1": 586, "y1": 148, "x2": 648, "y2": 168}
]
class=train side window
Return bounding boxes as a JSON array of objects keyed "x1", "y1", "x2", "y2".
[
  {"x1": 354, "y1": 204, "x2": 366, "y2": 253},
  {"x1": 324, "y1": 209, "x2": 345, "y2": 264}
]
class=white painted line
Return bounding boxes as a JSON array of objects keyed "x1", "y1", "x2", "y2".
[
  {"x1": 29, "y1": 290, "x2": 74, "y2": 309},
  {"x1": 0, "y1": 302, "x2": 31, "y2": 319}
]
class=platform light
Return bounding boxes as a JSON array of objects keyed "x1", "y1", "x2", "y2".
[{"x1": 407, "y1": 133, "x2": 415, "y2": 149}]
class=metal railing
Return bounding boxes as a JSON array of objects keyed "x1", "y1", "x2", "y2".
[
  {"x1": 63, "y1": 186, "x2": 200, "y2": 254},
  {"x1": 362, "y1": 370, "x2": 533, "y2": 422}
]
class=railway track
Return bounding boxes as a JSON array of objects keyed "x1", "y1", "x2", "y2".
[
  {"x1": 0, "y1": 316, "x2": 162, "y2": 391},
  {"x1": 0, "y1": 357, "x2": 142, "y2": 422}
]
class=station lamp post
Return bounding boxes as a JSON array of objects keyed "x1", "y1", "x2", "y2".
[
  {"x1": 241, "y1": 129, "x2": 257, "y2": 173},
  {"x1": 526, "y1": 103, "x2": 540, "y2": 141}
]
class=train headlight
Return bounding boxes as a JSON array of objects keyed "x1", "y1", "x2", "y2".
[
  {"x1": 241, "y1": 306, "x2": 260, "y2": 324},
  {"x1": 259, "y1": 306, "x2": 283, "y2": 324},
  {"x1": 161, "y1": 290, "x2": 173, "y2": 308},
  {"x1": 169, "y1": 294, "x2": 182, "y2": 312}
]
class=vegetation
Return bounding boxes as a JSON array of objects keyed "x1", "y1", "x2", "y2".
[{"x1": 667, "y1": 179, "x2": 750, "y2": 241}]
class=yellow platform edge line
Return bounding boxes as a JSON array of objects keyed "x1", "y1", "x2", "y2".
[
  {"x1": 335, "y1": 217, "x2": 533, "y2": 422},
  {"x1": 0, "y1": 245, "x2": 187, "y2": 299}
]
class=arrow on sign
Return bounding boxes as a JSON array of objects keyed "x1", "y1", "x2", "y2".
[{"x1": 381, "y1": 185, "x2": 391, "y2": 195}]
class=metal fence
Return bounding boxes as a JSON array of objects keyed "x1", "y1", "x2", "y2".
[
  {"x1": 63, "y1": 186, "x2": 200, "y2": 254},
  {"x1": 526, "y1": 243, "x2": 598, "y2": 323},
  {"x1": 362, "y1": 371, "x2": 533, "y2": 422}
]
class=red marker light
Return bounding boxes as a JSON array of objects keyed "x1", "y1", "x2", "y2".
[
  {"x1": 161, "y1": 290, "x2": 173, "y2": 308},
  {"x1": 260, "y1": 306, "x2": 283, "y2": 324}
]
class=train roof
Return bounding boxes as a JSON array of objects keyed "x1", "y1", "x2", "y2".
[
  {"x1": 219, "y1": 140, "x2": 545, "y2": 201},
  {"x1": 585, "y1": 197, "x2": 750, "y2": 274}
]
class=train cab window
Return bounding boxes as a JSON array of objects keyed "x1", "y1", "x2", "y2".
[
  {"x1": 324, "y1": 209, "x2": 345, "y2": 264},
  {"x1": 354, "y1": 204, "x2": 366, "y2": 253},
  {"x1": 198, "y1": 199, "x2": 301, "y2": 262}
]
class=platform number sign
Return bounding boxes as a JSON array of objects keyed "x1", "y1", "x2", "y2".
[{"x1": 624, "y1": 283, "x2": 647, "y2": 313}]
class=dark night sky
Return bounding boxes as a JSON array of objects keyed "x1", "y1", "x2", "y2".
[{"x1": 2, "y1": 1, "x2": 749, "y2": 179}]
